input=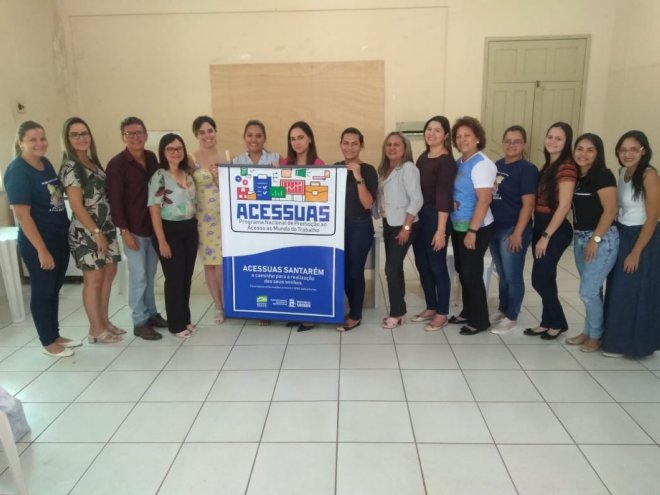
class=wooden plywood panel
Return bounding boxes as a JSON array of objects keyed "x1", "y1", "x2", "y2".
[{"x1": 210, "y1": 61, "x2": 385, "y2": 166}]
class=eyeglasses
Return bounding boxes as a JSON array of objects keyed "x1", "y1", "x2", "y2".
[
  {"x1": 165, "y1": 146, "x2": 184, "y2": 154},
  {"x1": 69, "y1": 131, "x2": 90, "y2": 140},
  {"x1": 123, "y1": 131, "x2": 146, "y2": 138},
  {"x1": 503, "y1": 139, "x2": 524, "y2": 145},
  {"x1": 617, "y1": 147, "x2": 644, "y2": 155}
]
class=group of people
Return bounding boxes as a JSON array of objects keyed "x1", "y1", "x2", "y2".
[
  {"x1": 3, "y1": 113, "x2": 659, "y2": 360},
  {"x1": 372, "y1": 117, "x2": 659, "y2": 359}
]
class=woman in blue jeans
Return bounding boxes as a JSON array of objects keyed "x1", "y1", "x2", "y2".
[
  {"x1": 411, "y1": 116, "x2": 457, "y2": 332},
  {"x1": 3, "y1": 121, "x2": 78, "y2": 357},
  {"x1": 566, "y1": 133, "x2": 618, "y2": 352},
  {"x1": 489, "y1": 126, "x2": 538, "y2": 334},
  {"x1": 335, "y1": 128, "x2": 378, "y2": 331},
  {"x1": 526, "y1": 122, "x2": 577, "y2": 340}
]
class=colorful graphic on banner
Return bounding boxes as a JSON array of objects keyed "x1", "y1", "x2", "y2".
[{"x1": 219, "y1": 165, "x2": 347, "y2": 323}]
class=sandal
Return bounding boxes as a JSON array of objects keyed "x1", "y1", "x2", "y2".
[
  {"x1": 448, "y1": 315, "x2": 469, "y2": 325},
  {"x1": 258, "y1": 320, "x2": 272, "y2": 327},
  {"x1": 382, "y1": 316, "x2": 405, "y2": 330},
  {"x1": 214, "y1": 309, "x2": 225, "y2": 324},
  {"x1": 186, "y1": 324, "x2": 197, "y2": 333},
  {"x1": 174, "y1": 328, "x2": 193, "y2": 339},
  {"x1": 89, "y1": 330, "x2": 123, "y2": 344},
  {"x1": 107, "y1": 322, "x2": 127, "y2": 335}
]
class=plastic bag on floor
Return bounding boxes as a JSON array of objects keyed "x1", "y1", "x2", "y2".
[{"x1": 0, "y1": 386, "x2": 30, "y2": 441}]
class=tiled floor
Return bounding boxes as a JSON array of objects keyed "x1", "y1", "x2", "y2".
[{"x1": 0, "y1": 246, "x2": 659, "y2": 494}]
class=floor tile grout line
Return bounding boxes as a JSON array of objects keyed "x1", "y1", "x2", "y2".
[
  {"x1": 391, "y1": 329, "x2": 429, "y2": 495},
  {"x1": 241, "y1": 323, "x2": 293, "y2": 495},
  {"x1": 155, "y1": 301, "x2": 239, "y2": 495},
  {"x1": 450, "y1": 335, "x2": 521, "y2": 495}
]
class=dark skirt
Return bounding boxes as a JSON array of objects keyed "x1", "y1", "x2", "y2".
[{"x1": 602, "y1": 222, "x2": 660, "y2": 357}]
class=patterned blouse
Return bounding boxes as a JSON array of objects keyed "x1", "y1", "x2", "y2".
[{"x1": 147, "y1": 168, "x2": 196, "y2": 221}]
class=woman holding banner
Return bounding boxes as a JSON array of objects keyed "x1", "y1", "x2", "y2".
[{"x1": 335, "y1": 127, "x2": 378, "y2": 332}]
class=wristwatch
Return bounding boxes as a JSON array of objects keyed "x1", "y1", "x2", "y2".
[
  {"x1": 356, "y1": 178, "x2": 365, "y2": 185},
  {"x1": 403, "y1": 225, "x2": 411, "y2": 231},
  {"x1": 541, "y1": 231, "x2": 550, "y2": 238},
  {"x1": 592, "y1": 235, "x2": 602, "y2": 243},
  {"x1": 93, "y1": 227, "x2": 101, "y2": 235},
  {"x1": 468, "y1": 228, "x2": 478, "y2": 234}
]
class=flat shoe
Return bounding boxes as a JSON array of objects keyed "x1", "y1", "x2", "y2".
[
  {"x1": 337, "y1": 319, "x2": 361, "y2": 332},
  {"x1": 411, "y1": 311, "x2": 436, "y2": 322},
  {"x1": 540, "y1": 327, "x2": 568, "y2": 340},
  {"x1": 448, "y1": 315, "x2": 469, "y2": 325},
  {"x1": 459, "y1": 325, "x2": 484, "y2": 335},
  {"x1": 523, "y1": 327, "x2": 548, "y2": 336},
  {"x1": 297, "y1": 324, "x2": 315, "y2": 332},
  {"x1": 42, "y1": 347, "x2": 74, "y2": 357},
  {"x1": 424, "y1": 317, "x2": 448, "y2": 332},
  {"x1": 565, "y1": 334, "x2": 588, "y2": 345},
  {"x1": 174, "y1": 329, "x2": 193, "y2": 339},
  {"x1": 580, "y1": 339, "x2": 601, "y2": 353},
  {"x1": 214, "y1": 310, "x2": 225, "y2": 324},
  {"x1": 58, "y1": 339, "x2": 82, "y2": 348}
]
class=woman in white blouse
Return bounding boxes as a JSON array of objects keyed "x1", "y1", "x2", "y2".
[{"x1": 377, "y1": 132, "x2": 423, "y2": 329}]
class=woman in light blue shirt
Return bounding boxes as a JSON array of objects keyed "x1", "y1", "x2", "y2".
[
  {"x1": 148, "y1": 133, "x2": 198, "y2": 338},
  {"x1": 231, "y1": 120, "x2": 280, "y2": 166},
  {"x1": 378, "y1": 132, "x2": 423, "y2": 329}
]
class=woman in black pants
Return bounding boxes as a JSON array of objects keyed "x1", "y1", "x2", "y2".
[
  {"x1": 335, "y1": 128, "x2": 378, "y2": 332},
  {"x1": 148, "y1": 134, "x2": 198, "y2": 338},
  {"x1": 525, "y1": 122, "x2": 577, "y2": 340},
  {"x1": 448, "y1": 117, "x2": 497, "y2": 335}
]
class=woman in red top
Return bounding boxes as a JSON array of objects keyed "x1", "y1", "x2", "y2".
[{"x1": 525, "y1": 122, "x2": 577, "y2": 339}]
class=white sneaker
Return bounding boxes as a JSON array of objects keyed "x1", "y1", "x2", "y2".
[
  {"x1": 490, "y1": 317, "x2": 517, "y2": 334},
  {"x1": 602, "y1": 352, "x2": 624, "y2": 358},
  {"x1": 490, "y1": 311, "x2": 506, "y2": 324}
]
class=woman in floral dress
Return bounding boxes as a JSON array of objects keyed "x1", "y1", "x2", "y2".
[
  {"x1": 190, "y1": 116, "x2": 224, "y2": 323},
  {"x1": 59, "y1": 117, "x2": 123, "y2": 344}
]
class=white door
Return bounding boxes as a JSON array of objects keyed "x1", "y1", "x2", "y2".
[{"x1": 483, "y1": 37, "x2": 588, "y2": 167}]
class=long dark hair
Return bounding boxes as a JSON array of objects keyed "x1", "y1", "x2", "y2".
[
  {"x1": 615, "y1": 130, "x2": 654, "y2": 200},
  {"x1": 285, "y1": 121, "x2": 319, "y2": 165},
  {"x1": 423, "y1": 115, "x2": 451, "y2": 152},
  {"x1": 158, "y1": 133, "x2": 191, "y2": 172},
  {"x1": 541, "y1": 121, "x2": 573, "y2": 209},
  {"x1": 574, "y1": 133, "x2": 606, "y2": 186},
  {"x1": 61, "y1": 117, "x2": 102, "y2": 169}
]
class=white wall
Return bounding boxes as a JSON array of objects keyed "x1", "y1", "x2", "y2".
[
  {"x1": 603, "y1": 0, "x2": 660, "y2": 154},
  {"x1": 4, "y1": 0, "x2": 660, "y2": 226}
]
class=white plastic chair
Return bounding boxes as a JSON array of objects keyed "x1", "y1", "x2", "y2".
[{"x1": 0, "y1": 411, "x2": 29, "y2": 495}]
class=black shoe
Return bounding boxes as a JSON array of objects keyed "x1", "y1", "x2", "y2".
[
  {"x1": 133, "y1": 324, "x2": 163, "y2": 340},
  {"x1": 448, "y1": 315, "x2": 469, "y2": 325},
  {"x1": 459, "y1": 325, "x2": 484, "y2": 335},
  {"x1": 297, "y1": 323, "x2": 316, "y2": 332},
  {"x1": 540, "y1": 327, "x2": 568, "y2": 340},
  {"x1": 148, "y1": 313, "x2": 168, "y2": 328},
  {"x1": 523, "y1": 327, "x2": 548, "y2": 336}
]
